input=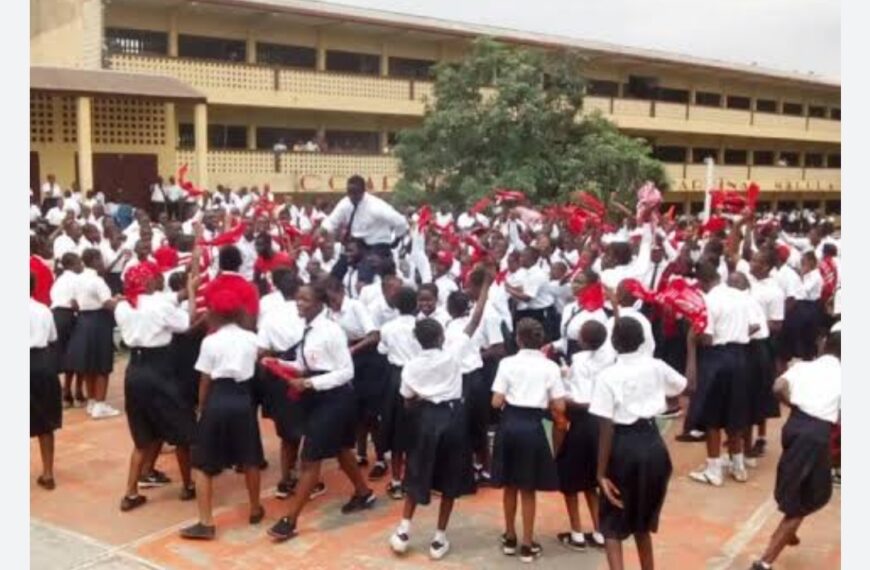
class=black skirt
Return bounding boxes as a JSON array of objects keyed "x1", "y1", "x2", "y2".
[
  {"x1": 64, "y1": 310, "x2": 115, "y2": 375},
  {"x1": 30, "y1": 348, "x2": 62, "y2": 437},
  {"x1": 405, "y1": 399, "x2": 476, "y2": 504},
  {"x1": 51, "y1": 307, "x2": 76, "y2": 374},
  {"x1": 378, "y1": 364, "x2": 415, "y2": 454},
  {"x1": 747, "y1": 338, "x2": 780, "y2": 423},
  {"x1": 254, "y1": 364, "x2": 304, "y2": 443},
  {"x1": 171, "y1": 329, "x2": 204, "y2": 410},
  {"x1": 556, "y1": 407, "x2": 599, "y2": 493},
  {"x1": 600, "y1": 419, "x2": 672, "y2": 540},
  {"x1": 192, "y1": 378, "x2": 264, "y2": 476},
  {"x1": 124, "y1": 346, "x2": 196, "y2": 449},
  {"x1": 300, "y1": 383, "x2": 357, "y2": 461},
  {"x1": 481, "y1": 354, "x2": 503, "y2": 427},
  {"x1": 491, "y1": 405, "x2": 559, "y2": 491},
  {"x1": 462, "y1": 369, "x2": 489, "y2": 454},
  {"x1": 781, "y1": 300, "x2": 822, "y2": 362},
  {"x1": 775, "y1": 408, "x2": 834, "y2": 518},
  {"x1": 352, "y1": 345, "x2": 388, "y2": 421},
  {"x1": 687, "y1": 344, "x2": 751, "y2": 433}
]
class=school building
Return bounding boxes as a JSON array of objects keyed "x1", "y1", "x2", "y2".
[{"x1": 31, "y1": 0, "x2": 841, "y2": 213}]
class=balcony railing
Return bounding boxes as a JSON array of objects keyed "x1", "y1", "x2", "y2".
[{"x1": 665, "y1": 164, "x2": 840, "y2": 193}]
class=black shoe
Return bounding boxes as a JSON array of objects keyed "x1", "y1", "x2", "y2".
[
  {"x1": 120, "y1": 494, "x2": 147, "y2": 512},
  {"x1": 249, "y1": 506, "x2": 265, "y2": 525},
  {"x1": 557, "y1": 532, "x2": 586, "y2": 551},
  {"x1": 501, "y1": 534, "x2": 518, "y2": 555},
  {"x1": 519, "y1": 543, "x2": 542, "y2": 563},
  {"x1": 750, "y1": 562, "x2": 772, "y2": 570},
  {"x1": 341, "y1": 490, "x2": 376, "y2": 514},
  {"x1": 748, "y1": 439, "x2": 767, "y2": 458},
  {"x1": 268, "y1": 516, "x2": 297, "y2": 542},
  {"x1": 386, "y1": 481, "x2": 405, "y2": 500},
  {"x1": 475, "y1": 470, "x2": 494, "y2": 487},
  {"x1": 276, "y1": 477, "x2": 297, "y2": 499},
  {"x1": 180, "y1": 522, "x2": 216, "y2": 540},
  {"x1": 138, "y1": 470, "x2": 171, "y2": 489},
  {"x1": 179, "y1": 484, "x2": 196, "y2": 501},
  {"x1": 368, "y1": 462, "x2": 387, "y2": 481},
  {"x1": 309, "y1": 481, "x2": 327, "y2": 500},
  {"x1": 675, "y1": 431, "x2": 706, "y2": 443},
  {"x1": 584, "y1": 532, "x2": 606, "y2": 548}
]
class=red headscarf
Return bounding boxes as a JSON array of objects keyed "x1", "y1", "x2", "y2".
[
  {"x1": 153, "y1": 246, "x2": 179, "y2": 273},
  {"x1": 123, "y1": 262, "x2": 161, "y2": 308},
  {"x1": 29, "y1": 256, "x2": 53, "y2": 306}
]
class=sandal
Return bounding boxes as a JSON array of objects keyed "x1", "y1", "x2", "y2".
[{"x1": 36, "y1": 476, "x2": 55, "y2": 490}]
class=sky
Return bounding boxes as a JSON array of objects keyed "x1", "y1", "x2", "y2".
[{"x1": 324, "y1": 0, "x2": 841, "y2": 79}]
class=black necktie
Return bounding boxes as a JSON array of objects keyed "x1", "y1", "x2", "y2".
[
  {"x1": 344, "y1": 204, "x2": 359, "y2": 243},
  {"x1": 650, "y1": 262, "x2": 660, "y2": 290},
  {"x1": 298, "y1": 325, "x2": 312, "y2": 371},
  {"x1": 346, "y1": 268, "x2": 356, "y2": 298},
  {"x1": 563, "y1": 306, "x2": 581, "y2": 337}
]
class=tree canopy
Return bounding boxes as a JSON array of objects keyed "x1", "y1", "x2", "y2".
[{"x1": 392, "y1": 39, "x2": 667, "y2": 209}]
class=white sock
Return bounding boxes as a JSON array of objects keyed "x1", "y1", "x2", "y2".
[
  {"x1": 570, "y1": 530, "x2": 586, "y2": 543},
  {"x1": 391, "y1": 479, "x2": 402, "y2": 487},
  {"x1": 397, "y1": 518, "x2": 411, "y2": 535},
  {"x1": 707, "y1": 457, "x2": 721, "y2": 472},
  {"x1": 433, "y1": 530, "x2": 447, "y2": 544},
  {"x1": 733, "y1": 453, "x2": 746, "y2": 470}
]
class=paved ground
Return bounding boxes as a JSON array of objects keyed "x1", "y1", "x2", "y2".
[{"x1": 31, "y1": 356, "x2": 840, "y2": 569}]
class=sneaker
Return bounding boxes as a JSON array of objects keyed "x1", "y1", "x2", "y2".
[
  {"x1": 519, "y1": 543, "x2": 542, "y2": 563},
  {"x1": 268, "y1": 516, "x2": 297, "y2": 542},
  {"x1": 86, "y1": 399, "x2": 96, "y2": 415},
  {"x1": 731, "y1": 465, "x2": 749, "y2": 483},
  {"x1": 675, "y1": 430, "x2": 706, "y2": 443},
  {"x1": 138, "y1": 470, "x2": 171, "y2": 489},
  {"x1": 557, "y1": 532, "x2": 587, "y2": 551},
  {"x1": 657, "y1": 406, "x2": 683, "y2": 420},
  {"x1": 119, "y1": 494, "x2": 147, "y2": 512},
  {"x1": 179, "y1": 484, "x2": 196, "y2": 501},
  {"x1": 309, "y1": 482, "x2": 327, "y2": 500},
  {"x1": 386, "y1": 481, "x2": 405, "y2": 500},
  {"x1": 501, "y1": 534, "x2": 518, "y2": 555},
  {"x1": 748, "y1": 439, "x2": 767, "y2": 458},
  {"x1": 368, "y1": 461, "x2": 388, "y2": 481},
  {"x1": 275, "y1": 477, "x2": 297, "y2": 499},
  {"x1": 429, "y1": 538, "x2": 450, "y2": 560},
  {"x1": 179, "y1": 522, "x2": 216, "y2": 540},
  {"x1": 585, "y1": 531, "x2": 605, "y2": 548},
  {"x1": 91, "y1": 402, "x2": 121, "y2": 419},
  {"x1": 341, "y1": 490, "x2": 376, "y2": 514},
  {"x1": 688, "y1": 466, "x2": 724, "y2": 487},
  {"x1": 390, "y1": 531, "x2": 410, "y2": 554},
  {"x1": 745, "y1": 457, "x2": 759, "y2": 469}
]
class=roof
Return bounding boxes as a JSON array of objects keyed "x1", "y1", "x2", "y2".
[
  {"x1": 30, "y1": 66, "x2": 207, "y2": 102},
  {"x1": 201, "y1": 0, "x2": 839, "y2": 90}
]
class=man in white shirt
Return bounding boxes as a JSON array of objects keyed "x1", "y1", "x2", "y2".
[
  {"x1": 504, "y1": 248, "x2": 556, "y2": 340},
  {"x1": 41, "y1": 174, "x2": 62, "y2": 209},
  {"x1": 150, "y1": 176, "x2": 167, "y2": 220}
]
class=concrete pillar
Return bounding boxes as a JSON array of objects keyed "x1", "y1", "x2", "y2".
[
  {"x1": 316, "y1": 31, "x2": 326, "y2": 71},
  {"x1": 165, "y1": 102, "x2": 177, "y2": 166},
  {"x1": 246, "y1": 33, "x2": 256, "y2": 64},
  {"x1": 379, "y1": 130, "x2": 388, "y2": 152},
  {"x1": 168, "y1": 12, "x2": 178, "y2": 57},
  {"x1": 194, "y1": 103, "x2": 208, "y2": 189},
  {"x1": 380, "y1": 42, "x2": 389, "y2": 77},
  {"x1": 247, "y1": 124, "x2": 257, "y2": 150},
  {"x1": 76, "y1": 97, "x2": 93, "y2": 192}
]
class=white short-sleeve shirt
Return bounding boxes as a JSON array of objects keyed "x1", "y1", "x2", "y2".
[
  {"x1": 30, "y1": 298, "x2": 58, "y2": 348},
  {"x1": 565, "y1": 346, "x2": 616, "y2": 405},
  {"x1": 492, "y1": 349, "x2": 566, "y2": 409},
  {"x1": 783, "y1": 355, "x2": 841, "y2": 423},
  {"x1": 195, "y1": 324, "x2": 259, "y2": 382}
]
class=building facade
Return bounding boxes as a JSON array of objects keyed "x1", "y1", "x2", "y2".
[{"x1": 30, "y1": 0, "x2": 841, "y2": 212}]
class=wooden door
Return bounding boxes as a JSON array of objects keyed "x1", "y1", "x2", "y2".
[
  {"x1": 92, "y1": 153, "x2": 158, "y2": 210},
  {"x1": 30, "y1": 151, "x2": 40, "y2": 199}
]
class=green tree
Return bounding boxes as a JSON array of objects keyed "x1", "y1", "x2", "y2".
[{"x1": 392, "y1": 39, "x2": 667, "y2": 209}]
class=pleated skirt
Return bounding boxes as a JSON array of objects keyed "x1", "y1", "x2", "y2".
[
  {"x1": 30, "y1": 348, "x2": 62, "y2": 437},
  {"x1": 491, "y1": 405, "x2": 559, "y2": 491},
  {"x1": 775, "y1": 408, "x2": 834, "y2": 518}
]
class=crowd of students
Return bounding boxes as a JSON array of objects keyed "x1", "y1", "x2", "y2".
[{"x1": 29, "y1": 173, "x2": 841, "y2": 570}]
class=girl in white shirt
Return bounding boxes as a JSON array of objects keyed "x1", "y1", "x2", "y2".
[
  {"x1": 752, "y1": 332, "x2": 841, "y2": 570},
  {"x1": 590, "y1": 316, "x2": 687, "y2": 570},
  {"x1": 180, "y1": 287, "x2": 265, "y2": 541},
  {"x1": 31, "y1": 276, "x2": 61, "y2": 491},
  {"x1": 491, "y1": 318, "x2": 567, "y2": 563},
  {"x1": 555, "y1": 320, "x2": 613, "y2": 551},
  {"x1": 417, "y1": 283, "x2": 450, "y2": 326},
  {"x1": 51, "y1": 252, "x2": 82, "y2": 408}
]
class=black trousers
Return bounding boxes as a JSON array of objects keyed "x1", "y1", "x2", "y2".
[{"x1": 331, "y1": 242, "x2": 393, "y2": 283}]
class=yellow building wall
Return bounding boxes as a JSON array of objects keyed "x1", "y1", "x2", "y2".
[{"x1": 31, "y1": 0, "x2": 103, "y2": 69}]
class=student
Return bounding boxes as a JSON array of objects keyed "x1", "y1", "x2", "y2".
[
  {"x1": 115, "y1": 263, "x2": 196, "y2": 511},
  {"x1": 555, "y1": 320, "x2": 613, "y2": 551},
  {"x1": 388, "y1": 273, "x2": 492, "y2": 560},
  {"x1": 50, "y1": 252, "x2": 82, "y2": 408},
  {"x1": 180, "y1": 287, "x2": 265, "y2": 540},
  {"x1": 66, "y1": 248, "x2": 120, "y2": 419},
  {"x1": 202, "y1": 245, "x2": 259, "y2": 330},
  {"x1": 432, "y1": 251, "x2": 459, "y2": 308},
  {"x1": 551, "y1": 269, "x2": 607, "y2": 364},
  {"x1": 590, "y1": 316, "x2": 687, "y2": 570},
  {"x1": 266, "y1": 281, "x2": 376, "y2": 542},
  {"x1": 607, "y1": 281, "x2": 655, "y2": 358},
  {"x1": 377, "y1": 286, "x2": 423, "y2": 499},
  {"x1": 504, "y1": 248, "x2": 556, "y2": 341},
  {"x1": 491, "y1": 318, "x2": 567, "y2": 563},
  {"x1": 751, "y1": 332, "x2": 841, "y2": 570},
  {"x1": 31, "y1": 274, "x2": 62, "y2": 490},
  {"x1": 417, "y1": 283, "x2": 450, "y2": 326}
]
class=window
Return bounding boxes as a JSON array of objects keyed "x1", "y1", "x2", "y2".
[
  {"x1": 724, "y1": 149, "x2": 748, "y2": 165},
  {"x1": 782, "y1": 102, "x2": 804, "y2": 116},
  {"x1": 256, "y1": 127, "x2": 317, "y2": 150},
  {"x1": 177, "y1": 123, "x2": 194, "y2": 148},
  {"x1": 178, "y1": 34, "x2": 246, "y2": 62},
  {"x1": 827, "y1": 153, "x2": 841, "y2": 168},
  {"x1": 778, "y1": 200, "x2": 797, "y2": 211},
  {"x1": 753, "y1": 151, "x2": 774, "y2": 166},
  {"x1": 105, "y1": 28, "x2": 168, "y2": 56},
  {"x1": 808, "y1": 105, "x2": 827, "y2": 118},
  {"x1": 779, "y1": 152, "x2": 799, "y2": 166},
  {"x1": 652, "y1": 146, "x2": 687, "y2": 163},
  {"x1": 387, "y1": 132, "x2": 399, "y2": 146},
  {"x1": 726, "y1": 95, "x2": 751, "y2": 110},
  {"x1": 256, "y1": 42, "x2": 316, "y2": 68},
  {"x1": 756, "y1": 99, "x2": 777, "y2": 113},
  {"x1": 208, "y1": 125, "x2": 247, "y2": 149},
  {"x1": 804, "y1": 153, "x2": 824, "y2": 168},
  {"x1": 388, "y1": 57, "x2": 434, "y2": 79},
  {"x1": 623, "y1": 75, "x2": 658, "y2": 99},
  {"x1": 586, "y1": 79, "x2": 619, "y2": 97},
  {"x1": 324, "y1": 130, "x2": 379, "y2": 154},
  {"x1": 325, "y1": 50, "x2": 380, "y2": 75},
  {"x1": 657, "y1": 87, "x2": 689, "y2": 104},
  {"x1": 831, "y1": 107, "x2": 841, "y2": 120},
  {"x1": 695, "y1": 91, "x2": 722, "y2": 107},
  {"x1": 803, "y1": 200, "x2": 821, "y2": 211},
  {"x1": 690, "y1": 201, "x2": 705, "y2": 214},
  {"x1": 692, "y1": 147, "x2": 718, "y2": 163},
  {"x1": 826, "y1": 200, "x2": 841, "y2": 214}
]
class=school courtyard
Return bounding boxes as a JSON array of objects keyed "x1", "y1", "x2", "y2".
[{"x1": 30, "y1": 357, "x2": 840, "y2": 570}]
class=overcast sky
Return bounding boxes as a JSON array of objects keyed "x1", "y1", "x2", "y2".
[{"x1": 326, "y1": 0, "x2": 840, "y2": 79}]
